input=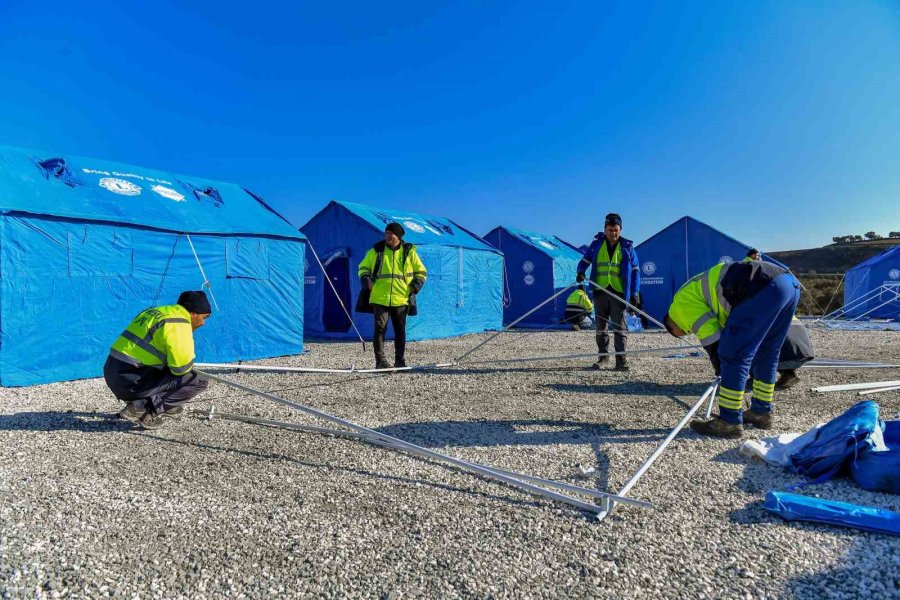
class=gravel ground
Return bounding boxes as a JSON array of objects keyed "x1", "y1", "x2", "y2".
[{"x1": 1, "y1": 328, "x2": 899, "y2": 599}]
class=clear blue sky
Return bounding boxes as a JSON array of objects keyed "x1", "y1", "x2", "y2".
[{"x1": 2, "y1": 0, "x2": 898, "y2": 251}]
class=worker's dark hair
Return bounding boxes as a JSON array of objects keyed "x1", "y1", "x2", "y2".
[
  {"x1": 746, "y1": 248, "x2": 760, "y2": 258},
  {"x1": 663, "y1": 313, "x2": 678, "y2": 336}
]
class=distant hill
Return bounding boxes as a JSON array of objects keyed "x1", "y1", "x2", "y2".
[{"x1": 768, "y1": 239, "x2": 899, "y2": 275}]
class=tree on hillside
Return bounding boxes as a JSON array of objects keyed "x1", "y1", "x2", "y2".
[
  {"x1": 832, "y1": 235, "x2": 854, "y2": 243},
  {"x1": 852, "y1": 235, "x2": 864, "y2": 242},
  {"x1": 889, "y1": 231, "x2": 900, "y2": 239},
  {"x1": 865, "y1": 231, "x2": 882, "y2": 240}
]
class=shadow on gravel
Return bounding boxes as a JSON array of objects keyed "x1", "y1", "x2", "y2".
[
  {"x1": 137, "y1": 432, "x2": 591, "y2": 517},
  {"x1": 376, "y1": 419, "x2": 669, "y2": 449},
  {"x1": 0, "y1": 410, "x2": 132, "y2": 432},
  {"x1": 541, "y1": 381, "x2": 712, "y2": 398}
]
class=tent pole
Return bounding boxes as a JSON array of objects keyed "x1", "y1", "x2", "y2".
[
  {"x1": 306, "y1": 239, "x2": 367, "y2": 350},
  {"x1": 597, "y1": 378, "x2": 720, "y2": 521},
  {"x1": 196, "y1": 370, "x2": 637, "y2": 514},
  {"x1": 185, "y1": 234, "x2": 220, "y2": 311},
  {"x1": 190, "y1": 407, "x2": 653, "y2": 509},
  {"x1": 454, "y1": 284, "x2": 576, "y2": 363}
]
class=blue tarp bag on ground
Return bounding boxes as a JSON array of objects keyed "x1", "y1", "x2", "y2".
[
  {"x1": 852, "y1": 420, "x2": 900, "y2": 494},
  {"x1": 764, "y1": 491, "x2": 900, "y2": 536},
  {"x1": 789, "y1": 400, "x2": 883, "y2": 483}
]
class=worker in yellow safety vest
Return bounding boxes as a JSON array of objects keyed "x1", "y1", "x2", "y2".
[
  {"x1": 664, "y1": 260, "x2": 800, "y2": 438},
  {"x1": 743, "y1": 248, "x2": 761, "y2": 262},
  {"x1": 357, "y1": 222, "x2": 427, "y2": 370},
  {"x1": 564, "y1": 285, "x2": 594, "y2": 330},
  {"x1": 104, "y1": 291, "x2": 212, "y2": 430},
  {"x1": 575, "y1": 213, "x2": 641, "y2": 371}
]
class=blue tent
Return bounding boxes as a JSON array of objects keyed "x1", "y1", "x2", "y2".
[
  {"x1": 483, "y1": 226, "x2": 582, "y2": 326},
  {"x1": 843, "y1": 246, "x2": 900, "y2": 320},
  {"x1": 635, "y1": 216, "x2": 784, "y2": 324},
  {"x1": 0, "y1": 145, "x2": 306, "y2": 386},
  {"x1": 301, "y1": 200, "x2": 503, "y2": 341}
]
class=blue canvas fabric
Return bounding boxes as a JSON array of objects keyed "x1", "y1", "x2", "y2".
[
  {"x1": 302, "y1": 201, "x2": 503, "y2": 340},
  {"x1": 764, "y1": 491, "x2": 900, "y2": 536},
  {"x1": 851, "y1": 420, "x2": 900, "y2": 494},
  {"x1": 0, "y1": 145, "x2": 306, "y2": 386},
  {"x1": 789, "y1": 400, "x2": 883, "y2": 484},
  {"x1": 483, "y1": 226, "x2": 582, "y2": 326},
  {"x1": 634, "y1": 216, "x2": 786, "y2": 325},
  {"x1": 843, "y1": 246, "x2": 900, "y2": 320}
]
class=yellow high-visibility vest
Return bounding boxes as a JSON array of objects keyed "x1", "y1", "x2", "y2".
[
  {"x1": 594, "y1": 242, "x2": 624, "y2": 292},
  {"x1": 110, "y1": 304, "x2": 196, "y2": 376}
]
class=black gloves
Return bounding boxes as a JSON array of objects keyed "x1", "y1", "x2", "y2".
[
  {"x1": 630, "y1": 293, "x2": 642, "y2": 309},
  {"x1": 409, "y1": 282, "x2": 421, "y2": 295},
  {"x1": 576, "y1": 273, "x2": 585, "y2": 283}
]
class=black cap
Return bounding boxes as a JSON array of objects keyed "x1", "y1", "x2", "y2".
[
  {"x1": 385, "y1": 222, "x2": 405, "y2": 239},
  {"x1": 605, "y1": 213, "x2": 622, "y2": 227},
  {"x1": 178, "y1": 290, "x2": 212, "y2": 314}
]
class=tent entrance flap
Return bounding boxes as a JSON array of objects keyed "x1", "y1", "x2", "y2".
[{"x1": 323, "y1": 255, "x2": 353, "y2": 332}]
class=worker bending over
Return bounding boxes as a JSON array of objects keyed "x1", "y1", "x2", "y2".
[{"x1": 664, "y1": 260, "x2": 800, "y2": 438}]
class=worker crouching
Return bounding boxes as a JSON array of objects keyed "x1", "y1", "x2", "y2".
[{"x1": 104, "y1": 291, "x2": 212, "y2": 430}]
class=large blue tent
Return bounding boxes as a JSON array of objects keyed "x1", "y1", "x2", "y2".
[
  {"x1": 482, "y1": 226, "x2": 581, "y2": 326},
  {"x1": 0, "y1": 145, "x2": 306, "y2": 386},
  {"x1": 635, "y1": 216, "x2": 783, "y2": 324},
  {"x1": 843, "y1": 246, "x2": 900, "y2": 320},
  {"x1": 302, "y1": 200, "x2": 503, "y2": 340}
]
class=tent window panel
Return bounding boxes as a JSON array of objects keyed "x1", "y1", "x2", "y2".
[
  {"x1": 67, "y1": 226, "x2": 133, "y2": 277},
  {"x1": 226, "y1": 238, "x2": 270, "y2": 280}
]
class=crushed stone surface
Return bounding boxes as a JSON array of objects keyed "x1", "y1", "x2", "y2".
[{"x1": 1, "y1": 328, "x2": 899, "y2": 598}]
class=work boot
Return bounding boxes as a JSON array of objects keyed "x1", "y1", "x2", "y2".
[
  {"x1": 394, "y1": 358, "x2": 408, "y2": 369},
  {"x1": 614, "y1": 356, "x2": 629, "y2": 372},
  {"x1": 375, "y1": 358, "x2": 391, "y2": 370},
  {"x1": 591, "y1": 355, "x2": 610, "y2": 369},
  {"x1": 164, "y1": 405, "x2": 185, "y2": 418},
  {"x1": 689, "y1": 417, "x2": 744, "y2": 439},
  {"x1": 570, "y1": 323, "x2": 581, "y2": 331},
  {"x1": 742, "y1": 409, "x2": 774, "y2": 430},
  {"x1": 775, "y1": 370, "x2": 801, "y2": 390},
  {"x1": 118, "y1": 404, "x2": 165, "y2": 430}
]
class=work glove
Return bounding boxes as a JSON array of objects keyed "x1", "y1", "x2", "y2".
[
  {"x1": 630, "y1": 293, "x2": 642, "y2": 310},
  {"x1": 576, "y1": 273, "x2": 585, "y2": 283},
  {"x1": 409, "y1": 282, "x2": 421, "y2": 295},
  {"x1": 361, "y1": 276, "x2": 372, "y2": 290}
]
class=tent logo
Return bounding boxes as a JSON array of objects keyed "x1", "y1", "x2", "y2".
[
  {"x1": 524, "y1": 274, "x2": 535, "y2": 286},
  {"x1": 522, "y1": 261, "x2": 534, "y2": 273},
  {"x1": 642, "y1": 261, "x2": 657, "y2": 275},
  {"x1": 889, "y1": 269, "x2": 900, "y2": 280},
  {"x1": 99, "y1": 177, "x2": 141, "y2": 196},
  {"x1": 404, "y1": 220, "x2": 426, "y2": 234},
  {"x1": 719, "y1": 255, "x2": 734, "y2": 264},
  {"x1": 151, "y1": 185, "x2": 185, "y2": 202}
]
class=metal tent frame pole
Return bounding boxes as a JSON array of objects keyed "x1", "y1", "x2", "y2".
[
  {"x1": 185, "y1": 234, "x2": 220, "y2": 311},
  {"x1": 196, "y1": 370, "x2": 650, "y2": 515},
  {"x1": 306, "y1": 239, "x2": 367, "y2": 349},
  {"x1": 454, "y1": 285, "x2": 576, "y2": 364},
  {"x1": 596, "y1": 378, "x2": 720, "y2": 521},
  {"x1": 190, "y1": 407, "x2": 652, "y2": 509},
  {"x1": 196, "y1": 361, "x2": 457, "y2": 375}
]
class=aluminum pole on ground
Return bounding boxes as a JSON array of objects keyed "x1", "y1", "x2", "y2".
[
  {"x1": 596, "y1": 378, "x2": 720, "y2": 522},
  {"x1": 197, "y1": 370, "x2": 644, "y2": 515}
]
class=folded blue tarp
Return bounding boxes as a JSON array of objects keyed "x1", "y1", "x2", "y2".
[
  {"x1": 789, "y1": 400, "x2": 883, "y2": 483},
  {"x1": 764, "y1": 491, "x2": 900, "y2": 536},
  {"x1": 852, "y1": 420, "x2": 900, "y2": 494}
]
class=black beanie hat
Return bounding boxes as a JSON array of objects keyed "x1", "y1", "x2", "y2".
[
  {"x1": 605, "y1": 213, "x2": 622, "y2": 227},
  {"x1": 385, "y1": 222, "x2": 405, "y2": 239},
  {"x1": 178, "y1": 290, "x2": 212, "y2": 314}
]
